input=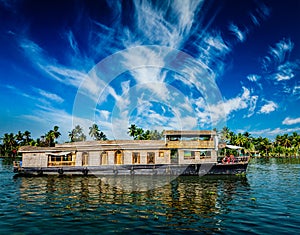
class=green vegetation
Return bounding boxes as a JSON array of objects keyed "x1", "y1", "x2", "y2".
[
  {"x1": 89, "y1": 124, "x2": 107, "y2": 141},
  {"x1": 0, "y1": 123, "x2": 107, "y2": 157},
  {"x1": 68, "y1": 125, "x2": 86, "y2": 142},
  {"x1": 218, "y1": 127, "x2": 300, "y2": 157},
  {"x1": 127, "y1": 124, "x2": 163, "y2": 140},
  {"x1": 1, "y1": 125, "x2": 299, "y2": 158}
]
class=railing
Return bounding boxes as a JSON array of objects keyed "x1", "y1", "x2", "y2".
[
  {"x1": 218, "y1": 156, "x2": 250, "y2": 164},
  {"x1": 48, "y1": 161, "x2": 75, "y2": 166},
  {"x1": 167, "y1": 140, "x2": 214, "y2": 149}
]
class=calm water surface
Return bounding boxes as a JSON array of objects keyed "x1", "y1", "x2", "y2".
[{"x1": 0, "y1": 158, "x2": 299, "y2": 234}]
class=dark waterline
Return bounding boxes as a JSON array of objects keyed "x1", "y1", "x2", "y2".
[{"x1": 0, "y1": 158, "x2": 299, "y2": 234}]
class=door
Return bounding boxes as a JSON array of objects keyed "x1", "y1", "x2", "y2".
[
  {"x1": 82, "y1": 152, "x2": 89, "y2": 166},
  {"x1": 115, "y1": 150, "x2": 123, "y2": 164}
]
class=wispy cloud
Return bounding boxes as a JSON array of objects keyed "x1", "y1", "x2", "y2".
[
  {"x1": 282, "y1": 117, "x2": 300, "y2": 125},
  {"x1": 249, "y1": 2, "x2": 271, "y2": 26},
  {"x1": 228, "y1": 23, "x2": 246, "y2": 42},
  {"x1": 196, "y1": 87, "x2": 258, "y2": 126},
  {"x1": 251, "y1": 127, "x2": 300, "y2": 139},
  {"x1": 262, "y1": 38, "x2": 294, "y2": 72},
  {"x1": 131, "y1": 0, "x2": 203, "y2": 48},
  {"x1": 13, "y1": 0, "x2": 278, "y2": 139},
  {"x1": 258, "y1": 100, "x2": 278, "y2": 114},
  {"x1": 35, "y1": 88, "x2": 64, "y2": 103},
  {"x1": 247, "y1": 74, "x2": 261, "y2": 82},
  {"x1": 5, "y1": 84, "x2": 34, "y2": 99}
]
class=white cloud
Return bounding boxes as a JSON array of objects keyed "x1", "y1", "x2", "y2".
[
  {"x1": 259, "y1": 100, "x2": 278, "y2": 114},
  {"x1": 247, "y1": 74, "x2": 261, "y2": 82},
  {"x1": 251, "y1": 127, "x2": 300, "y2": 140},
  {"x1": 35, "y1": 88, "x2": 64, "y2": 103},
  {"x1": 96, "y1": 109, "x2": 111, "y2": 121},
  {"x1": 15, "y1": 1, "x2": 275, "y2": 140},
  {"x1": 262, "y1": 38, "x2": 294, "y2": 71},
  {"x1": 195, "y1": 87, "x2": 258, "y2": 126},
  {"x1": 282, "y1": 117, "x2": 300, "y2": 125},
  {"x1": 132, "y1": 0, "x2": 203, "y2": 48},
  {"x1": 249, "y1": 3, "x2": 271, "y2": 26},
  {"x1": 228, "y1": 23, "x2": 246, "y2": 42},
  {"x1": 292, "y1": 86, "x2": 300, "y2": 97}
]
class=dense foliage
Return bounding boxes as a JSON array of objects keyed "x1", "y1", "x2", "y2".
[
  {"x1": 218, "y1": 127, "x2": 300, "y2": 157},
  {"x1": 1, "y1": 125, "x2": 299, "y2": 157},
  {"x1": 127, "y1": 124, "x2": 163, "y2": 140},
  {"x1": 0, "y1": 124, "x2": 106, "y2": 157}
]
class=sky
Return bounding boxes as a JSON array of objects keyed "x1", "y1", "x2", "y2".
[{"x1": 0, "y1": 0, "x2": 300, "y2": 142}]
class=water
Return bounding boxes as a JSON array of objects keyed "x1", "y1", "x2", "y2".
[{"x1": 0, "y1": 158, "x2": 299, "y2": 234}]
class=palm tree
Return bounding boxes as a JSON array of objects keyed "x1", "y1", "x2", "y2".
[
  {"x1": 220, "y1": 127, "x2": 231, "y2": 143},
  {"x1": 53, "y1": 126, "x2": 61, "y2": 140},
  {"x1": 282, "y1": 134, "x2": 291, "y2": 149},
  {"x1": 149, "y1": 130, "x2": 163, "y2": 140},
  {"x1": 289, "y1": 132, "x2": 299, "y2": 157},
  {"x1": 15, "y1": 131, "x2": 24, "y2": 145},
  {"x1": 98, "y1": 131, "x2": 107, "y2": 141},
  {"x1": 23, "y1": 131, "x2": 32, "y2": 145},
  {"x1": 45, "y1": 126, "x2": 61, "y2": 147},
  {"x1": 68, "y1": 129, "x2": 76, "y2": 142},
  {"x1": 128, "y1": 124, "x2": 138, "y2": 139},
  {"x1": 69, "y1": 125, "x2": 86, "y2": 142},
  {"x1": 89, "y1": 124, "x2": 100, "y2": 140},
  {"x1": 1, "y1": 133, "x2": 17, "y2": 157},
  {"x1": 234, "y1": 133, "x2": 247, "y2": 147}
]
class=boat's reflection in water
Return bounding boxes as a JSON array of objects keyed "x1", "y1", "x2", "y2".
[{"x1": 18, "y1": 174, "x2": 250, "y2": 233}]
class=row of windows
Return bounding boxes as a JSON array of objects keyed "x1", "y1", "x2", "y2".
[
  {"x1": 48, "y1": 150, "x2": 211, "y2": 166},
  {"x1": 183, "y1": 151, "x2": 211, "y2": 160},
  {"x1": 81, "y1": 151, "x2": 162, "y2": 165}
]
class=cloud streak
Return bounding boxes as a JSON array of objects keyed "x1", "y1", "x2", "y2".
[{"x1": 282, "y1": 117, "x2": 300, "y2": 125}]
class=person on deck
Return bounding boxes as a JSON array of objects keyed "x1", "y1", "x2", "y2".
[
  {"x1": 222, "y1": 155, "x2": 229, "y2": 164},
  {"x1": 229, "y1": 155, "x2": 235, "y2": 163}
]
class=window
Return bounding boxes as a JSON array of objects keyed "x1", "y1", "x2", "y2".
[
  {"x1": 132, "y1": 152, "x2": 140, "y2": 164},
  {"x1": 184, "y1": 151, "x2": 195, "y2": 160},
  {"x1": 170, "y1": 149, "x2": 178, "y2": 164},
  {"x1": 200, "y1": 151, "x2": 211, "y2": 159},
  {"x1": 159, "y1": 151, "x2": 164, "y2": 158},
  {"x1": 82, "y1": 152, "x2": 89, "y2": 166},
  {"x1": 147, "y1": 152, "x2": 155, "y2": 164},
  {"x1": 101, "y1": 151, "x2": 108, "y2": 165},
  {"x1": 48, "y1": 154, "x2": 74, "y2": 166}
]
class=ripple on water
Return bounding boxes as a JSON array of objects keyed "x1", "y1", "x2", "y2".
[{"x1": 0, "y1": 159, "x2": 299, "y2": 234}]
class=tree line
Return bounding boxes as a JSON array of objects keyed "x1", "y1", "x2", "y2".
[
  {"x1": 1, "y1": 125, "x2": 299, "y2": 157},
  {"x1": 0, "y1": 124, "x2": 107, "y2": 157},
  {"x1": 219, "y1": 127, "x2": 300, "y2": 157}
]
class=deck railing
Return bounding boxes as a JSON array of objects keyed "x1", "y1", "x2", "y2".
[
  {"x1": 167, "y1": 140, "x2": 214, "y2": 149},
  {"x1": 48, "y1": 161, "x2": 75, "y2": 166}
]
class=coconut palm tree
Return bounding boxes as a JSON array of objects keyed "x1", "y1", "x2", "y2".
[
  {"x1": 220, "y1": 127, "x2": 231, "y2": 143},
  {"x1": 69, "y1": 125, "x2": 86, "y2": 142},
  {"x1": 98, "y1": 131, "x2": 108, "y2": 141},
  {"x1": 89, "y1": 124, "x2": 108, "y2": 140},
  {"x1": 89, "y1": 124, "x2": 100, "y2": 140},
  {"x1": 23, "y1": 131, "x2": 32, "y2": 145},
  {"x1": 45, "y1": 126, "x2": 61, "y2": 147},
  {"x1": 15, "y1": 131, "x2": 24, "y2": 145},
  {"x1": 1, "y1": 133, "x2": 17, "y2": 156},
  {"x1": 128, "y1": 124, "x2": 138, "y2": 139}
]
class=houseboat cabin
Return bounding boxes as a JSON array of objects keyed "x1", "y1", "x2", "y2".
[{"x1": 14, "y1": 130, "x2": 248, "y2": 176}]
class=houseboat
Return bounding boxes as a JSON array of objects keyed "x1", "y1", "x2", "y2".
[{"x1": 14, "y1": 130, "x2": 249, "y2": 176}]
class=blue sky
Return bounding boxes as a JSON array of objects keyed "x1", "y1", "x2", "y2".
[{"x1": 0, "y1": 0, "x2": 300, "y2": 141}]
